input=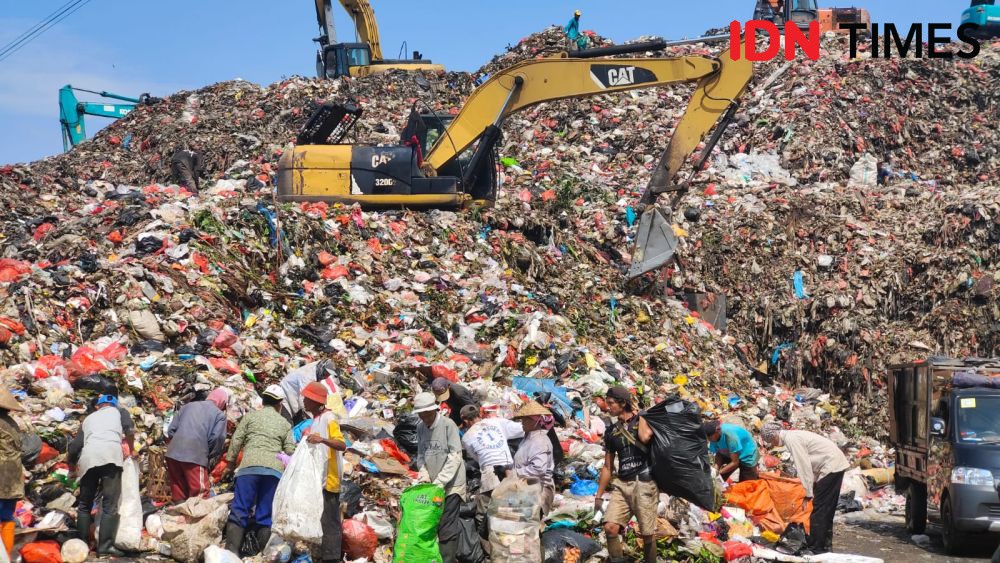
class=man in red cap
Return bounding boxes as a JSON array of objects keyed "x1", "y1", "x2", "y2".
[{"x1": 302, "y1": 381, "x2": 347, "y2": 563}]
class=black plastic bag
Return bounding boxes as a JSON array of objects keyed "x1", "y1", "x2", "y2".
[
  {"x1": 776, "y1": 522, "x2": 808, "y2": 555},
  {"x1": 837, "y1": 491, "x2": 862, "y2": 513},
  {"x1": 393, "y1": 414, "x2": 420, "y2": 457},
  {"x1": 130, "y1": 340, "x2": 166, "y2": 355},
  {"x1": 135, "y1": 236, "x2": 164, "y2": 256},
  {"x1": 72, "y1": 374, "x2": 119, "y2": 396},
  {"x1": 340, "y1": 480, "x2": 363, "y2": 518},
  {"x1": 642, "y1": 395, "x2": 716, "y2": 510},
  {"x1": 541, "y1": 529, "x2": 601, "y2": 563},
  {"x1": 457, "y1": 517, "x2": 486, "y2": 563},
  {"x1": 21, "y1": 432, "x2": 42, "y2": 466}
]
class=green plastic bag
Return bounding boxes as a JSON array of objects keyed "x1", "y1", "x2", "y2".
[{"x1": 392, "y1": 484, "x2": 446, "y2": 563}]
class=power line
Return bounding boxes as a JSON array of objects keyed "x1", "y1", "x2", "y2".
[
  {"x1": 0, "y1": 0, "x2": 95, "y2": 64},
  {"x1": 0, "y1": 0, "x2": 81, "y2": 59}
]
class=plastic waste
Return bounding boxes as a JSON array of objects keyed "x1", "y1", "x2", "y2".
[
  {"x1": 342, "y1": 518, "x2": 378, "y2": 560},
  {"x1": 60, "y1": 539, "x2": 89, "y2": 563},
  {"x1": 115, "y1": 458, "x2": 144, "y2": 551},
  {"x1": 272, "y1": 441, "x2": 327, "y2": 544},
  {"x1": 643, "y1": 396, "x2": 717, "y2": 510},
  {"x1": 393, "y1": 413, "x2": 421, "y2": 456},
  {"x1": 393, "y1": 483, "x2": 446, "y2": 563},
  {"x1": 262, "y1": 535, "x2": 292, "y2": 563},
  {"x1": 203, "y1": 545, "x2": 243, "y2": 563},
  {"x1": 541, "y1": 529, "x2": 601, "y2": 563}
]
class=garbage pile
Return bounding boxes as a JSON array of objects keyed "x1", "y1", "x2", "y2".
[{"x1": 0, "y1": 25, "x2": 994, "y2": 563}]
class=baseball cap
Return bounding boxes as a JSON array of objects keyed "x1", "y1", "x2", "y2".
[
  {"x1": 431, "y1": 377, "x2": 452, "y2": 401},
  {"x1": 606, "y1": 386, "x2": 632, "y2": 404},
  {"x1": 262, "y1": 385, "x2": 286, "y2": 402},
  {"x1": 96, "y1": 395, "x2": 118, "y2": 408}
]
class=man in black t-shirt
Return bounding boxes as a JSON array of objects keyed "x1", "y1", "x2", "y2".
[{"x1": 594, "y1": 386, "x2": 658, "y2": 563}]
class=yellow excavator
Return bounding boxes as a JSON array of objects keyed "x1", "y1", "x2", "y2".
[
  {"x1": 279, "y1": 39, "x2": 754, "y2": 277},
  {"x1": 314, "y1": 0, "x2": 443, "y2": 78}
]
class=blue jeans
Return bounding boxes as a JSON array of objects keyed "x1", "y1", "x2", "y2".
[
  {"x1": 0, "y1": 499, "x2": 16, "y2": 522},
  {"x1": 229, "y1": 474, "x2": 280, "y2": 528}
]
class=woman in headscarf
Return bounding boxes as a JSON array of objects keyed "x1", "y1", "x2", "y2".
[
  {"x1": 165, "y1": 387, "x2": 230, "y2": 502},
  {"x1": 222, "y1": 385, "x2": 295, "y2": 554},
  {"x1": 0, "y1": 386, "x2": 25, "y2": 558},
  {"x1": 512, "y1": 401, "x2": 556, "y2": 516}
]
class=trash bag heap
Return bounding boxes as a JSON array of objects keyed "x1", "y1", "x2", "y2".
[{"x1": 0, "y1": 26, "x2": 996, "y2": 562}]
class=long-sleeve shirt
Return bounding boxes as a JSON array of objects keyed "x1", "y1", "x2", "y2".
[
  {"x1": 781, "y1": 430, "x2": 850, "y2": 497},
  {"x1": 564, "y1": 17, "x2": 581, "y2": 40},
  {"x1": 225, "y1": 407, "x2": 295, "y2": 476},
  {"x1": 514, "y1": 429, "x2": 554, "y2": 490},
  {"x1": 166, "y1": 400, "x2": 227, "y2": 468},
  {"x1": 462, "y1": 418, "x2": 524, "y2": 493},
  {"x1": 0, "y1": 412, "x2": 24, "y2": 499},
  {"x1": 416, "y1": 413, "x2": 467, "y2": 498},
  {"x1": 75, "y1": 407, "x2": 125, "y2": 478}
]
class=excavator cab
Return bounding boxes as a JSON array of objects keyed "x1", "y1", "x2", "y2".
[
  {"x1": 401, "y1": 109, "x2": 498, "y2": 202},
  {"x1": 318, "y1": 43, "x2": 373, "y2": 79}
]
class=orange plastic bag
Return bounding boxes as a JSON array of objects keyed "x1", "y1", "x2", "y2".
[
  {"x1": 20, "y1": 540, "x2": 62, "y2": 563},
  {"x1": 725, "y1": 473, "x2": 812, "y2": 534},
  {"x1": 342, "y1": 519, "x2": 378, "y2": 560},
  {"x1": 379, "y1": 438, "x2": 411, "y2": 465}
]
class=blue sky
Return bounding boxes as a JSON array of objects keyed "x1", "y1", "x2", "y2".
[{"x1": 0, "y1": 0, "x2": 961, "y2": 165}]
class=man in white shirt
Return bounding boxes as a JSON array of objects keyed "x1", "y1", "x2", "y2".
[
  {"x1": 762, "y1": 422, "x2": 850, "y2": 554},
  {"x1": 460, "y1": 405, "x2": 524, "y2": 543}
]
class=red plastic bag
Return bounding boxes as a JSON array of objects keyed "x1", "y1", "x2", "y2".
[
  {"x1": 430, "y1": 364, "x2": 458, "y2": 382},
  {"x1": 320, "y1": 264, "x2": 350, "y2": 280},
  {"x1": 213, "y1": 330, "x2": 238, "y2": 349},
  {"x1": 379, "y1": 438, "x2": 411, "y2": 465},
  {"x1": 209, "y1": 357, "x2": 241, "y2": 374},
  {"x1": 66, "y1": 347, "x2": 107, "y2": 379},
  {"x1": 722, "y1": 540, "x2": 753, "y2": 561},
  {"x1": 0, "y1": 258, "x2": 31, "y2": 282},
  {"x1": 36, "y1": 443, "x2": 59, "y2": 465},
  {"x1": 20, "y1": 540, "x2": 62, "y2": 563},
  {"x1": 342, "y1": 519, "x2": 377, "y2": 560}
]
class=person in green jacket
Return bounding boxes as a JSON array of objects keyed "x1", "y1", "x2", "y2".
[
  {"x1": 222, "y1": 385, "x2": 295, "y2": 554},
  {"x1": 564, "y1": 10, "x2": 588, "y2": 52}
]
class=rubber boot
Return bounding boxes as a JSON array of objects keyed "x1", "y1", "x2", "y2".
[
  {"x1": 97, "y1": 514, "x2": 125, "y2": 556},
  {"x1": 254, "y1": 527, "x2": 271, "y2": 555},
  {"x1": 224, "y1": 521, "x2": 246, "y2": 554},
  {"x1": 76, "y1": 512, "x2": 93, "y2": 546},
  {"x1": 1, "y1": 521, "x2": 15, "y2": 558}
]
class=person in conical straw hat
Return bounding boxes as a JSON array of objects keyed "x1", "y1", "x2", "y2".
[
  {"x1": 512, "y1": 400, "x2": 556, "y2": 516},
  {"x1": 0, "y1": 385, "x2": 25, "y2": 559}
]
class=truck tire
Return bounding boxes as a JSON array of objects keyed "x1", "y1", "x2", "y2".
[
  {"x1": 905, "y1": 483, "x2": 927, "y2": 534},
  {"x1": 942, "y1": 494, "x2": 966, "y2": 555}
]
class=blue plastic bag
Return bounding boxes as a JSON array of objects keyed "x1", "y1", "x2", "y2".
[{"x1": 569, "y1": 476, "x2": 598, "y2": 496}]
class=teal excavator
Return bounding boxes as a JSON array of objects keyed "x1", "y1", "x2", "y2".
[{"x1": 59, "y1": 85, "x2": 160, "y2": 151}]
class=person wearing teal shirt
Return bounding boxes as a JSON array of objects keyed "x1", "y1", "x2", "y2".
[
  {"x1": 564, "y1": 10, "x2": 588, "y2": 52},
  {"x1": 704, "y1": 421, "x2": 760, "y2": 482}
]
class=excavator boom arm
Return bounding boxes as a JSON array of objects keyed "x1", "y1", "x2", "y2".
[
  {"x1": 424, "y1": 51, "x2": 753, "y2": 176},
  {"x1": 315, "y1": 0, "x2": 383, "y2": 60}
]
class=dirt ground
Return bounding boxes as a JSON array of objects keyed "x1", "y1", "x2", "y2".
[{"x1": 836, "y1": 510, "x2": 996, "y2": 562}]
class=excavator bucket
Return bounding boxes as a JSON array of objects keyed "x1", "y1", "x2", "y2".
[{"x1": 627, "y1": 206, "x2": 678, "y2": 280}]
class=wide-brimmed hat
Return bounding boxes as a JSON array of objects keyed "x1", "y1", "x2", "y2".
[
  {"x1": 513, "y1": 400, "x2": 552, "y2": 419},
  {"x1": 412, "y1": 392, "x2": 439, "y2": 414},
  {"x1": 0, "y1": 386, "x2": 25, "y2": 412},
  {"x1": 303, "y1": 381, "x2": 328, "y2": 404}
]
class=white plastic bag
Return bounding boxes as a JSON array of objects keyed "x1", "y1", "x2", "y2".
[
  {"x1": 849, "y1": 153, "x2": 878, "y2": 186},
  {"x1": 272, "y1": 440, "x2": 327, "y2": 544},
  {"x1": 115, "y1": 458, "x2": 144, "y2": 551},
  {"x1": 203, "y1": 545, "x2": 243, "y2": 563}
]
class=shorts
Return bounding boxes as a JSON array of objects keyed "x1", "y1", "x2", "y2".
[{"x1": 605, "y1": 476, "x2": 659, "y2": 536}]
